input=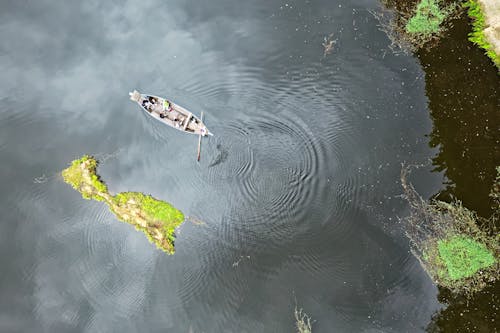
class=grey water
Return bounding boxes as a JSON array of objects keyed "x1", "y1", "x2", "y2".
[{"x1": 0, "y1": 0, "x2": 446, "y2": 332}]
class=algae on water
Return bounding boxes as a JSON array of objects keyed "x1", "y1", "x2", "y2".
[
  {"x1": 375, "y1": 0, "x2": 459, "y2": 51},
  {"x1": 436, "y1": 235, "x2": 495, "y2": 280},
  {"x1": 405, "y1": 0, "x2": 447, "y2": 35},
  {"x1": 62, "y1": 155, "x2": 184, "y2": 254},
  {"x1": 401, "y1": 166, "x2": 499, "y2": 294}
]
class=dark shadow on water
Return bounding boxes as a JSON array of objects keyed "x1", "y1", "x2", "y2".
[
  {"x1": 418, "y1": 15, "x2": 499, "y2": 219},
  {"x1": 208, "y1": 144, "x2": 229, "y2": 168},
  {"x1": 413, "y1": 12, "x2": 499, "y2": 333}
]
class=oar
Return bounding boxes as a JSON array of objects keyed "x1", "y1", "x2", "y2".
[{"x1": 197, "y1": 112, "x2": 203, "y2": 162}]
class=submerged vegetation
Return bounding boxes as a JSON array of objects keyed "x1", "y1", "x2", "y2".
[
  {"x1": 62, "y1": 155, "x2": 184, "y2": 254},
  {"x1": 294, "y1": 306, "x2": 313, "y2": 333},
  {"x1": 463, "y1": 0, "x2": 500, "y2": 68},
  {"x1": 401, "y1": 166, "x2": 499, "y2": 294}
]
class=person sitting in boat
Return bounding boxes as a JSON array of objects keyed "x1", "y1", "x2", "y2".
[
  {"x1": 163, "y1": 99, "x2": 172, "y2": 112},
  {"x1": 142, "y1": 99, "x2": 153, "y2": 112}
]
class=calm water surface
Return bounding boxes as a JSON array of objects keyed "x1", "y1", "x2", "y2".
[{"x1": 0, "y1": 0, "x2": 455, "y2": 332}]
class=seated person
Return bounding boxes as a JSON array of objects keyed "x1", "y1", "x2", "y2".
[
  {"x1": 142, "y1": 99, "x2": 152, "y2": 112},
  {"x1": 163, "y1": 99, "x2": 172, "y2": 112}
]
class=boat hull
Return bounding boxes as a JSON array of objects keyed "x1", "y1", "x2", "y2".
[{"x1": 129, "y1": 90, "x2": 212, "y2": 136}]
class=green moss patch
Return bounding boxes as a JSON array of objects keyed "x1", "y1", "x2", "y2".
[
  {"x1": 437, "y1": 235, "x2": 495, "y2": 280},
  {"x1": 376, "y1": 0, "x2": 460, "y2": 51},
  {"x1": 62, "y1": 155, "x2": 184, "y2": 254},
  {"x1": 406, "y1": 0, "x2": 447, "y2": 35},
  {"x1": 402, "y1": 166, "x2": 500, "y2": 295},
  {"x1": 61, "y1": 155, "x2": 107, "y2": 201},
  {"x1": 112, "y1": 192, "x2": 184, "y2": 249}
]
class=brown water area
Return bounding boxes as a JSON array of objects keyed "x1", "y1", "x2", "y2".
[{"x1": 417, "y1": 11, "x2": 500, "y2": 333}]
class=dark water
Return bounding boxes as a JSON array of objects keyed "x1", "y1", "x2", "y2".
[
  {"x1": 0, "y1": 0, "x2": 496, "y2": 332},
  {"x1": 416, "y1": 13, "x2": 500, "y2": 333}
]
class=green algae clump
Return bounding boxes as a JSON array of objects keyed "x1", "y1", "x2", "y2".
[
  {"x1": 402, "y1": 166, "x2": 500, "y2": 294},
  {"x1": 375, "y1": 0, "x2": 460, "y2": 51},
  {"x1": 405, "y1": 0, "x2": 447, "y2": 35},
  {"x1": 62, "y1": 155, "x2": 184, "y2": 254},
  {"x1": 62, "y1": 155, "x2": 108, "y2": 201},
  {"x1": 425, "y1": 234, "x2": 497, "y2": 283},
  {"x1": 437, "y1": 235, "x2": 495, "y2": 280}
]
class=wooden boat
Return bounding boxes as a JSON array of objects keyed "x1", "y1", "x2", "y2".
[{"x1": 129, "y1": 90, "x2": 212, "y2": 136}]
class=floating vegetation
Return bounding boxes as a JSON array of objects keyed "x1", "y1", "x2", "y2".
[
  {"x1": 294, "y1": 306, "x2": 313, "y2": 333},
  {"x1": 375, "y1": 0, "x2": 461, "y2": 51},
  {"x1": 405, "y1": 0, "x2": 448, "y2": 35},
  {"x1": 401, "y1": 165, "x2": 499, "y2": 294},
  {"x1": 62, "y1": 155, "x2": 185, "y2": 254},
  {"x1": 463, "y1": 0, "x2": 500, "y2": 68},
  {"x1": 322, "y1": 33, "x2": 336, "y2": 57}
]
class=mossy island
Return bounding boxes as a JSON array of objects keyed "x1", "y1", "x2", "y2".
[
  {"x1": 401, "y1": 166, "x2": 499, "y2": 294},
  {"x1": 62, "y1": 155, "x2": 184, "y2": 254}
]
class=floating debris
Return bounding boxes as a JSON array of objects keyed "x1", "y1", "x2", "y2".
[{"x1": 322, "y1": 33, "x2": 337, "y2": 57}]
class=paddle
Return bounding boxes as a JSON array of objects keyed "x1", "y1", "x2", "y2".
[{"x1": 197, "y1": 111, "x2": 203, "y2": 162}]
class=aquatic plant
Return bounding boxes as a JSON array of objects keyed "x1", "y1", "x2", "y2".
[
  {"x1": 294, "y1": 306, "x2": 313, "y2": 333},
  {"x1": 374, "y1": 0, "x2": 460, "y2": 51},
  {"x1": 405, "y1": 0, "x2": 447, "y2": 35},
  {"x1": 401, "y1": 166, "x2": 499, "y2": 294},
  {"x1": 61, "y1": 155, "x2": 107, "y2": 201},
  {"x1": 112, "y1": 192, "x2": 184, "y2": 252},
  {"x1": 436, "y1": 235, "x2": 495, "y2": 280},
  {"x1": 463, "y1": 0, "x2": 500, "y2": 68},
  {"x1": 62, "y1": 155, "x2": 184, "y2": 254}
]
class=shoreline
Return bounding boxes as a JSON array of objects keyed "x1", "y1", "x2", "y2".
[
  {"x1": 466, "y1": 0, "x2": 500, "y2": 67},
  {"x1": 477, "y1": 0, "x2": 500, "y2": 54}
]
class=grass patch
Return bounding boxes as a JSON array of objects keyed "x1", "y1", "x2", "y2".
[
  {"x1": 463, "y1": 0, "x2": 500, "y2": 68},
  {"x1": 437, "y1": 235, "x2": 495, "y2": 280},
  {"x1": 61, "y1": 155, "x2": 107, "y2": 201},
  {"x1": 62, "y1": 155, "x2": 184, "y2": 254},
  {"x1": 406, "y1": 0, "x2": 447, "y2": 35},
  {"x1": 402, "y1": 165, "x2": 500, "y2": 294},
  {"x1": 375, "y1": 0, "x2": 460, "y2": 51},
  {"x1": 112, "y1": 192, "x2": 184, "y2": 250}
]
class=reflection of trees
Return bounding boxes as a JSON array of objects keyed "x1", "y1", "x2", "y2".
[
  {"x1": 415, "y1": 14, "x2": 500, "y2": 332},
  {"x1": 418, "y1": 15, "x2": 499, "y2": 218}
]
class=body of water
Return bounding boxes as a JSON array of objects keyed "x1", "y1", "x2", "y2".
[{"x1": 2, "y1": 0, "x2": 495, "y2": 332}]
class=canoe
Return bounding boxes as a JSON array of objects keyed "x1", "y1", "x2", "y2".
[{"x1": 129, "y1": 90, "x2": 212, "y2": 136}]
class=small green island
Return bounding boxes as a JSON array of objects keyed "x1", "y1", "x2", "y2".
[{"x1": 62, "y1": 155, "x2": 184, "y2": 254}]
